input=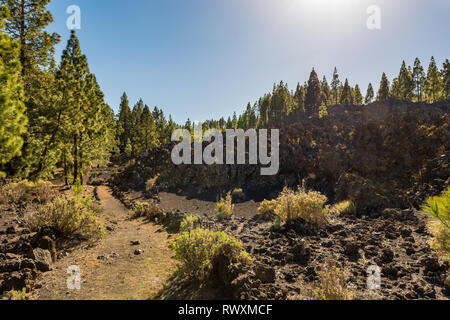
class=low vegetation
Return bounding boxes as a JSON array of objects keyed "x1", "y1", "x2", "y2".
[
  {"x1": 2, "y1": 288, "x2": 38, "y2": 300},
  {"x1": 26, "y1": 196, "x2": 105, "y2": 240},
  {"x1": 216, "y1": 192, "x2": 234, "y2": 220},
  {"x1": 421, "y1": 187, "x2": 449, "y2": 261},
  {"x1": 145, "y1": 174, "x2": 160, "y2": 192},
  {"x1": 330, "y1": 200, "x2": 357, "y2": 216},
  {"x1": 311, "y1": 263, "x2": 355, "y2": 300},
  {"x1": 172, "y1": 228, "x2": 253, "y2": 281},
  {"x1": 130, "y1": 201, "x2": 160, "y2": 220},
  {"x1": 179, "y1": 215, "x2": 200, "y2": 233},
  {"x1": 0, "y1": 180, "x2": 57, "y2": 204},
  {"x1": 258, "y1": 187, "x2": 329, "y2": 225}
]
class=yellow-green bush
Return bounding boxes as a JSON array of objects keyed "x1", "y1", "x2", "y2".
[
  {"x1": 216, "y1": 192, "x2": 234, "y2": 220},
  {"x1": 172, "y1": 228, "x2": 253, "y2": 281},
  {"x1": 2, "y1": 288, "x2": 37, "y2": 300},
  {"x1": 26, "y1": 196, "x2": 105, "y2": 240},
  {"x1": 330, "y1": 200, "x2": 356, "y2": 216},
  {"x1": 312, "y1": 264, "x2": 355, "y2": 300},
  {"x1": 131, "y1": 201, "x2": 160, "y2": 220},
  {"x1": 258, "y1": 187, "x2": 329, "y2": 225},
  {"x1": 180, "y1": 215, "x2": 199, "y2": 233},
  {"x1": 421, "y1": 187, "x2": 449, "y2": 260}
]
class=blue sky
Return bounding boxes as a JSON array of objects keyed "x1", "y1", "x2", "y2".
[{"x1": 47, "y1": 0, "x2": 450, "y2": 123}]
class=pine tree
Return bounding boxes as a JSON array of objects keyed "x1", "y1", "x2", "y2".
[
  {"x1": 442, "y1": 59, "x2": 450, "y2": 100},
  {"x1": 365, "y1": 83, "x2": 374, "y2": 104},
  {"x1": 377, "y1": 73, "x2": 390, "y2": 101},
  {"x1": 305, "y1": 68, "x2": 322, "y2": 112},
  {"x1": 331, "y1": 67, "x2": 340, "y2": 105},
  {"x1": 395, "y1": 61, "x2": 414, "y2": 100},
  {"x1": 321, "y1": 76, "x2": 330, "y2": 105},
  {"x1": 340, "y1": 79, "x2": 353, "y2": 105},
  {"x1": 353, "y1": 84, "x2": 363, "y2": 105},
  {"x1": 413, "y1": 58, "x2": 425, "y2": 102},
  {"x1": 117, "y1": 92, "x2": 131, "y2": 152},
  {"x1": 425, "y1": 56, "x2": 442, "y2": 103},
  {"x1": 258, "y1": 94, "x2": 271, "y2": 126},
  {"x1": 232, "y1": 112, "x2": 238, "y2": 129},
  {"x1": 0, "y1": 0, "x2": 59, "y2": 76},
  {"x1": 0, "y1": 5, "x2": 27, "y2": 174},
  {"x1": 56, "y1": 31, "x2": 114, "y2": 184},
  {"x1": 1, "y1": 0, "x2": 62, "y2": 178},
  {"x1": 270, "y1": 81, "x2": 292, "y2": 120},
  {"x1": 140, "y1": 104, "x2": 158, "y2": 153},
  {"x1": 293, "y1": 83, "x2": 305, "y2": 112}
]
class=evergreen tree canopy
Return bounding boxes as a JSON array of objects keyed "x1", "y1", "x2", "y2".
[
  {"x1": 377, "y1": 72, "x2": 390, "y2": 101},
  {"x1": 0, "y1": 5, "x2": 27, "y2": 172},
  {"x1": 305, "y1": 68, "x2": 322, "y2": 112},
  {"x1": 365, "y1": 83, "x2": 374, "y2": 104}
]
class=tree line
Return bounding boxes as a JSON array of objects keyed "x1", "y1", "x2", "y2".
[
  {"x1": 1, "y1": 0, "x2": 449, "y2": 181},
  {"x1": 184, "y1": 58, "x2": 449, "y2": 131}
]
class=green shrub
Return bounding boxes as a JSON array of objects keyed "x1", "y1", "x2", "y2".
[
  {"x1": 312, "y1": 263, "x2": 355, "y2": 300},
  {"x1": 216, "y1": 192, "x2": 234, "y2": 220},
  {"x1": 2, "y1": 288, "x2": 37, "y2": 300},
  {"x1": 180, "y1": 215, "x2": 199, "y2": 233},
  {"x1": 330, "y1": 200, "x2": 356, "y2": 216},
  {"x1": 172, "y1": 228, "x2": 253, "y2": 281},
  {"x1": 131, "y1": 201, "x2": 160, "y2": 220},
  {"x1": 258, "y1": 187, "x2": 329, "y2": 225},
  {"x1": 421, "y1": 187, "x2": 450, "y2": 260},
  {"x1": 26, "y1": 196, "x2": 105, "y2": 240}
]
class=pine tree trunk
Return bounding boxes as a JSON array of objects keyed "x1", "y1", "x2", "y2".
[
  {"x1": 19, "y1": 0, "x2": 26, "y2": 77},
  {"x1": 73, "y1": 134, "x2": 78, "y2": 184}
]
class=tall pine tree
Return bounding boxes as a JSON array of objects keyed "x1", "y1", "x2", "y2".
[
  {"x1": 305, "y1": 68, "x2": 322, "y2": 112},
  {"x1": 0, "y1": 5, "x2": 27, "y2": 174},
  {"x1": 377, "y1": 73, "x2": 390, "y2": 101}
]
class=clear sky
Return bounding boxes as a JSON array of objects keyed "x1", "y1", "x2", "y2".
[{"x1": 47, "y1": 0, "x2": 450, "y2": 123}]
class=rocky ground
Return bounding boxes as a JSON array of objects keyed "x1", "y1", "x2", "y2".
[
  {"x1": 116, "y1": 186, "x2": 449, "y2": 300},
  {"x1": 0, "y1": 183, "x2": 178, "y2": 300}
]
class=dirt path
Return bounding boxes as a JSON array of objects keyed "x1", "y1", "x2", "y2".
[{"x1": 36, "y1": 186, "x2": 178, "y2": 300}]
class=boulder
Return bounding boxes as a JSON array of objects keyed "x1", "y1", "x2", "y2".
[
  {"x1": 254, "y1": 264, "x2": 276, "y2": 284},
  {"x1": 31, "y1": 248, "x2": 52, "y2": 272}
]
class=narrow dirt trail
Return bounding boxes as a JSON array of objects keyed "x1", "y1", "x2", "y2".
[{"x1": 36, "y1": 186, "x2": 178, "y2": 300}]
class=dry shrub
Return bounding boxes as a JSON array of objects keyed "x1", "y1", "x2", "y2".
[
  {"x1": 1, "y1": 180, "x2": 57, "y2": 204},
  {"x1": 0, "y1": 186, "x2": 7, "y2": 205},
  {"x1": 26, "y1": 196, "x2": 105, "y2": 240},
  {"x1": 131, "y1": 201, "x2": 160, "y2": 220},
  {"x1": 330, "y1": 200, "x2": 356, "y2": 216},
  {"x1": 311, "y1": 263, "x2": 355, "y2": 300},
  {"x1": 258, "y1": 187, "x2": 329, "y2": 225},
  {"x1": 172, "y1": 228, "x2": 253, "y2": 281},
  {"x1": 145, "y1": 174, "x2": 160, "y2": 192},
  {"x1": 216, "y1": 192, "x2": 234, "y2": 220}
]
